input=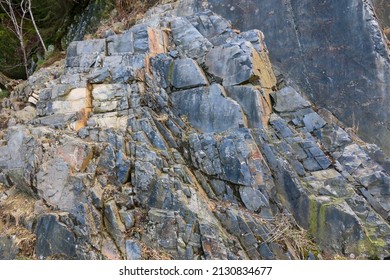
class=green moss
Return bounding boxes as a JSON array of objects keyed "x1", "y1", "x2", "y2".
[
  {"x1": 318, "y1": 203, "x2": 327, "y2": 241},
  {"x1": 358, "y1": 226, "x2": 387, "y2": 258},
  {"x1": 0, "y1": 89, "x2": 10, "y2": 100},
  {"x1": 168, "y1": 61, "x2": 174, "y2": 83},
  {"x1": 308, "y1": 196, "x2": 318, "y2": 236}
]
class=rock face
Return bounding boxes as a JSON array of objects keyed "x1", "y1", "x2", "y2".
[
  {"x1": 182, "y1": 0, "x2": 390, "y2": 155},
  {"x1": 0, "y1": 7, "x2": 390, "y2": 260}
]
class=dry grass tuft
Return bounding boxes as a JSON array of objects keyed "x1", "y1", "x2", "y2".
[
  {"x1": 140, "y1": 242, "x2": 173, "y2": 260},
  {"x1": 37, "y1": 52, "x2": 66, "y2": 70},
  {"x1": 265, "y1": 213, "x2": 318, "y2": 259},
  {"x1": 0, "y1": 190, "x2": 37, "y2": 259}
]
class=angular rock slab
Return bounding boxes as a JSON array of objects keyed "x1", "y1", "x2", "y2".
[
  {"x1": 272, "y1": 86, "x2": 310, "y2": 113},
  {"x1": 35, "y1": 214, "x2": 77, "y2": 259},
  {"x1": 171, "y1": 58, "x2": 209, "y2": 89},
  {"x1": 226, "y1": 85, "x2": 271, "y2": 128},
  {"x1": 171, "y1": 17, "x2": 213, "y2": 60},
  {"x1": 0, "y1": 236, "x2": 18, "y2": 260},
  {"x1": 205, "y1": 42, "x2": 258, "y2": 86},
  {"x1": 107, "y1": 24, "x2": 168, "y2": 55},
  {"x1": 204, "y1": 27, "x2": 277, "y2": 90},
  {"x1": 52, "y1": 88, "x2": 86, "y2": 115},
  {"x1": 188, "y1": 10, "x2": 235, "y2": 46},
  {"x1": 125, "y1": 240, "x2": 142, "y2": 260},
  {"x1": 170, "y1": 84, "x2": 245, "y2": 133},
  {"x1": 66, "y1": 39, "x2": 106, "y2": 68},
  {"x1": 239, "y1": 186, "x2": 269, "y2": 212},
  {"x1": 92, "y1": 84, "x2": 130, "y2": 113}
]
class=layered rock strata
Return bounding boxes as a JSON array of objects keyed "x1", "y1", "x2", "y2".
[{"x1": 0, "y1": 9, "x2": 389, "y2": 260}]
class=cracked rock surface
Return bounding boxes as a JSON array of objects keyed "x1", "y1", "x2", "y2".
[{"x1": 0, "y1": 7, "x2": 389, "y2": 260}]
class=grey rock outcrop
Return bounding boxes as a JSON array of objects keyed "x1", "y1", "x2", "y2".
[
  {"x1": 0, "y1": 7, "x2": 389, "y2": 261},
  {"x1": 183, "y1": 0, "x2": 390, "y2": 155}
]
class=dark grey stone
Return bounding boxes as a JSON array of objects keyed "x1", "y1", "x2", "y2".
[
  {"x1": 272, "y1": 86, "x2": 310, "y2": 113},
  {"x1": 210, "y1": 179, "x2": 226, "y2": 197},
  {"x1": 225, "y1": 85, "x2": 265, "y2": 129},
  {"x1": 150, "y1": 54, "x2": 174, "y2": 89},
  {"x1": 87, "y1": 68, "x2": 111, "y2": 84},
  {"x1": 238, "y1": 30, "x2": 266, "y2": 53},
  {"x1": 107, "y1": 31, "x2": 134, "y2": 55},
  {"x1": 39, "y1": 88, "x2": 52, "y2": 101},
  {"x1": 32, "y1": 113, "x2": 78, "y2": 128},
  {"x1": 65, "y1": 39, "x2": 106, "y2": 68},
  {"x1": 125, "y1": 240, "x2": 142, "y2": 260},
  {"x1": 171, "y1": 58, "x2": 208, "y2": 89},
  {"x1": 303, "y1": 112, "x2": 327, "y2": 132},
  {"x1": 51, "y1": 84, "x2": 74, "y2": 99},
  {"x1": 196, "y1": 0, "x2": 390, "y2": 155},
  {"x1": 205, "y1": 42, "x2": 258, "y2": 86},
  {"x1": 132, "y1": 24, "x2": 151, "y2": 54},
  {"x1": 270, "y1": 115, "x2": 293, "y2": 138},
  {"x1": 0, "y1": 236, "x2": 18, "y2": 260},
  {"x1": 120, "y1": 210, "x2": 135, "y2": 230},
  {"x1": 0, "y1": 128, "x2": 38, "y2": 195},
  {"x1": 258, "y1": 243, "x2": 275, "y2": 260},
  {"x1": 315, "y1": 156, "x2": 332, "y2": 170},
  {"x1": 104, "y1": 201, "x2": 126, "y2": 254},
  {"x1": 171, "y1": 17, "x2": 213, "y2": 60},
  {"x1": 303, "y1": 157, "x2": 322, "y2": 172},
  {"x1": 188, "y1": 10, "x2": 234, "y2": 46},
  {"x1": 321, "y1": 124, "x2": 352, "y2": 152},
  {"x1": 170, "y1": 84, "x2": 245, "y2": 133},
  {"x1": 239, "y1": 186, "x2": 269, "y2": 212},
  {"x1": 219, "y1": 132, "x2": 251, "y2": 185},
  {"x1": 35, "y1": 214, "x2": 77, "y2": 259},
  {"x1": 77, "y1": 127, "x2": 89, "y2": 139}
]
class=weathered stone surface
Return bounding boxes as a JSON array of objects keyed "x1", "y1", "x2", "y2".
[
  {"x1": 239, "y1": 186, "x2": 269, "y2": 212},
  {"x1": 107, "y1": 24, "x2": 167, "y2": 55},
  {"x1": 125, "y1": 240, "x2": 142, "y2": 260},
  {"x1": 171, "y1": 58, "x2": 208, "y2": 89},
  {"x1": 52, "y1": 88, "x2": 86, "y2": 115},
  {"x1": 104, "y1": 200, "x2": 126, "y2": 254},
  {"x1": 0, "y1": 236, "x2": 18, "y2": 260},
  {"x1": 66, "y1": 39, "x2": 106, "y2": 68},
  {"x1": 272, "y1": 86, "x2": 310, "y2": 113},
  {"x1": 35, "y1": 214, "x2": 77, "y2": 259},
  {"x1": 171, "y1": 84, "x2": 244, "y2": 133},
  {"x1": 303, "y1": 112, "x2": 327, "y2": 132},
  {"x1": 170, "y1": 17, "x2": 213, "y2": 60},
  {"x1": 225, "y1": 85, "x2": 269, "y2": 128},
  {"x1": 120, "y1": 210, "x2": 135, "y2": 230},
  {"x1": 1, "y1": 8, "x2": 389, "y2": 261},
  {"x1": 0, "y1": 128, "x2": 37, "y2": 194},
  {"x1": 187, "y1": 10, "x2": 234, "y2": 46},
  {"x1": 92, "y1": 84, "x2": 129, "y2": 113},
  {"x1": 107, "y1": 31, "x2": 135, "y2": 55},
  {"x1": 189, "y1": 0, "x2": 390, "y2": 154},
  {"x1": 205, "y1": 42, "x2": 259, "y2": 86}
]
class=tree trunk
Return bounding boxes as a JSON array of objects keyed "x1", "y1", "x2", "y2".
[{"x1": 27, "y1": 0, "x2": 47, "y2": 53}]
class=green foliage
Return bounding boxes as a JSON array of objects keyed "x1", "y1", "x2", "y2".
[
  {"x1": 0, "y1": 0, "x2": 90, "y2": 79},
  {"x1": 0, "y1": 89, "x2": 10, "y2": 100},
  {"x1": 0, "y1": 25, "x2": 25, "y2": 78}
]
